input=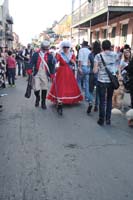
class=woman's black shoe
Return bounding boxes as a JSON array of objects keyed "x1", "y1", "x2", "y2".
[
  {"x1": 97, "y1": 119, "x2": 104, "y2": 126},
  {"x1": 57, "y1": 103, "x2": 63, "y2": 115},
  {"x1": 41, "y1": 102, "x2": 47, "y2": 109},
  {"x1": 0, "y1": 105, "x2": 3, "y2": 112},
  {"x1": 94, "y1": 106, "x2": 98, "y2": 112},
  {"x1": 35, "y1": 99, "x2": 40, "y2": 107},
  {"x1": 87, "y1": 103, "x2": 93, "y2": 114}
]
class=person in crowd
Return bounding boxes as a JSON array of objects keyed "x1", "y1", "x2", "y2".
[
  {"x1": 119, "y1": 47, "x2": 131, "y2": 91},
  {"x1": 6, "y1": 51, "x2": 16, "y2": 87},
  {"x1": 1, "y1": 47, "x2": 8, "y2": 78},
  {"x1": 47, "y1": 40, "x2": 83, "y2": 115},
  {"x1": 78, "y1": 40, "x2": 92, "y2": 113},
  {"x1": 115, "y1": 46, "x2": 123, "y2": 69},
  {"x1": 22, "y1": 44, "x2": 33, "y2": 77},
  {"x1": 88, "y1": 40, "x2": 101, "y2": 112},
  {"x1": 0, "y1": 52, "x2": 6, "y2": 88},
  {"x1": 27, "y1": 40, "x2": 55, "y2": 109},
  {"x1": 15, "y1": 48, "x2": 24, "y2": 76},
  {"x1": 75, "y1": 44, "x2": 80, "y2": 66},
  {"x1": 0, "y1": 51, "x2": 6, "y2": 111},
  {"x1": 49, "y1": 46, "x2": 57, "y2": 57},
  {"x1": 93, "y1": 40, "x2": 117, "y2": 126},
  {"x1": 119, "y1": 46, "x2": 131, "y2": 72},
  {"x1": 124, "y1": 57, "x2": 133, "y2": 109}
]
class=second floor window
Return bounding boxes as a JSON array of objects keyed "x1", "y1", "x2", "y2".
[
  {"x1": 103, "y1": 29, "x2": 107, "y2": 39},
  {"x1": 111, "y1": 27, "x2": 116, "y2": 38},
  {"x1": 96, "y1": 31, "x2": 99, "y2": 39},
  {"x1": 122, "y1": 24, "x2": 128, "y2": 37}
]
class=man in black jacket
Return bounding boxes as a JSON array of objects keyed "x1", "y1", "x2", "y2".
[{"x1": 22, "y1": 44, "x2": 33, "y2": 77}]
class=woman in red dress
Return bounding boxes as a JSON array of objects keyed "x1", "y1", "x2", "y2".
[{"x1": 47, "y1": 41, "x2": 83, "y2": 114}]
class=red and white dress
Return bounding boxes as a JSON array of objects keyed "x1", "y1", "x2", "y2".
[{"x1": 47, "y1": 52, "x2": 83, "y2": 104}]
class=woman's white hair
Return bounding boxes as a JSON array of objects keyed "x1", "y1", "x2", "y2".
[{"x1": 60, "y1": 40, "x2": 71, "y2": 49}]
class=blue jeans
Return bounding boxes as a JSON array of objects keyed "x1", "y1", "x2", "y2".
[
  {"x1": 78, "y1": 65, "x2": 93, "y2": 103},
  {"x1": 8, "y1": 68, "x2": 15, "y2": 85},
  {"x1": 17, "y1": 59, "x2": 22, "y2": 75},
  {"x1": 97, "y1": 81, "x2": 114, "y2": 121}
]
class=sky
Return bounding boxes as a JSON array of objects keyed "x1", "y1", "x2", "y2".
[{"x1": 9, "y1": 0, "x2": 73, "y2": 45}]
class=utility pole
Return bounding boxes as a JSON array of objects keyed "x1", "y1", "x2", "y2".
[
  {"x1": 106, "y1": 0, "x2": 109, "y2": 38},
  {"x1": 106, "y1": 10, "x2": 110, "y2": 39},
  {"x1": 71, "y1": 0, "x2": 75, "y2": 41}
]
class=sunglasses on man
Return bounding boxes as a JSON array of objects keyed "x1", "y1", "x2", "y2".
[{"x1": 63, "y1": 46, "x2": 70, "y2": 49}]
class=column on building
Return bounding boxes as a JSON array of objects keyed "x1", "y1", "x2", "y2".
[
  {"x1": 115, "y1": 22, "x2": 121, "y2": 48},
  {"x1": 127, "y1": 17, "x2": 133, "y2": 47},
  {"x1": 87, "y1": 27, "x2": 91, "y2": 44},
  {"x1": 99, "y1": 28, "x2": 103, "y2": 42}
]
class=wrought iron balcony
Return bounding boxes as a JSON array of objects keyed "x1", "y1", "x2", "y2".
[
  {"x1": 6, "y1": 32, "x2": 14, "y2": 41},
  {"x1": 0, "y1": 30, "x2": 3, "y2": 39},
  {"x1": 6, "y1": 15, "x2": 13, "y2": 24},
  {"x1": 72, "y1": 0, "x2": 133, "y2": 27}
]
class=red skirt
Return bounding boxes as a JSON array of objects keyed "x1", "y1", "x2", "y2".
[{"x1": 47, "y1": 65, "x2": 83, "y2": 104}]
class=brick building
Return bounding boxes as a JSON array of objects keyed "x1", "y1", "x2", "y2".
[
  {"x1": 72, "y1": 0, "x2": 133, "y2": 49},
  {"x1": 0, "y1": 0, "x2": 14, "y2": 49}
]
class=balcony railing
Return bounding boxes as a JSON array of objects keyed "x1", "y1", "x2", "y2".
[
  {"x1": 72, "y1": 0, "x2": 133, "y2": 26},
  {"x1": 6, "y1": 15, "x2": 13, "y2": 24},
  {"x1": 0, "y1": 30, "x2": 3, "y2": 39},
  {"x1": 6, "y1": 32, "x2": 14, "y2": 41}
]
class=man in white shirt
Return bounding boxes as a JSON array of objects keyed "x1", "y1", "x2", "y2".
[{"x1": 78, "y1": 41, "x2": 93, "y2": 113}]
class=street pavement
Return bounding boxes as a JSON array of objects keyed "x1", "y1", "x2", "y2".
[{"x1": 0, "y1": 77, "x2": 133, "y2": 200}]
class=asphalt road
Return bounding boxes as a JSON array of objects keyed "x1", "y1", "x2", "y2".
[{"x1": 0, "y1": 77, "x2": 133, "y2": 200}]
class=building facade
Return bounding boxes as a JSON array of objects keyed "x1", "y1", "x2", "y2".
[
  {"x1": 0, "y1": 0, "x2": 14, "y2": 49},
  {"x1": 53, "y1": 15, "x2": 72, "y2": 42},
  {"x1": 13, "y1": 32, "x2": 20, "y2": 49},
  {"x1": 72, "y1": 0, "x2": 133, "y2": 49}
]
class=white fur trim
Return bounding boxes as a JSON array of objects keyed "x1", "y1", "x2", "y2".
[
  {"x1": 60, "y1": 40, "x2": 71, "y2": 48},
  {"x1": 48, "y1": 93, "x2": 82, "y2": 100}
]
